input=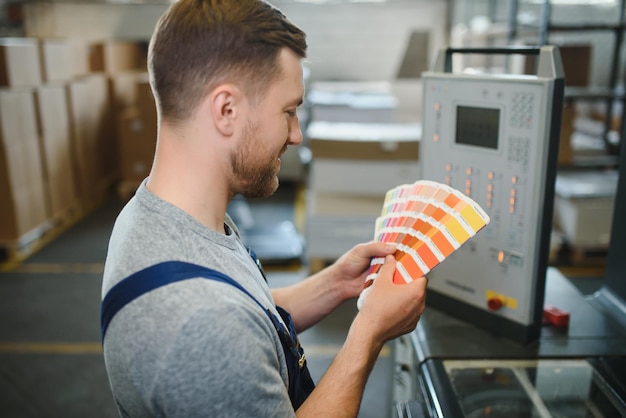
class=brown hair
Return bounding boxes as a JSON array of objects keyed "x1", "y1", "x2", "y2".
[{"x1": 148, "y1": 0, "x2": 307, "y2": 123}]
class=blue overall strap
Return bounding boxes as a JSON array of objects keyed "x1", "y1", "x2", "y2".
[{"x1": 100, "y1": 261, "x2": 267, "y2": 341}]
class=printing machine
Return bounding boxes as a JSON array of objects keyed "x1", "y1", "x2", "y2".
[{"x1": 390, "y1": 47, "x2": 626, "y2": 417}]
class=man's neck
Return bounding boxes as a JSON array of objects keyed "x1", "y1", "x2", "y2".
[{"x1": 147, "y1": 132, "x2": 230, "y2": 234}]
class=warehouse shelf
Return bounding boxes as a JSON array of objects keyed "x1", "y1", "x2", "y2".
[
  {"x1": 515, "y1": 0, "x2": 626, "y2": 156},
  {"x1": 455, "y1": 0, "x2": 626, "y2": 156}
]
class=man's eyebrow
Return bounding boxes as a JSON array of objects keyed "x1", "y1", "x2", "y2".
[{"x1": 288, "y1": 97, "x2": 304, "y2": 107}]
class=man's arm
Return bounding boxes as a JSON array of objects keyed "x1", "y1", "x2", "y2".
[
  {"x1": 295, "y1": 256, "x2": 427, "y2": 417},
  {"x1": 271, "y1": 241, "x2": 397, "y2": 332}
]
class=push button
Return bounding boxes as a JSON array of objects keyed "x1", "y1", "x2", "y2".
[{"x1": 487, "y1": 296, "x2": 505, "y2": 311}]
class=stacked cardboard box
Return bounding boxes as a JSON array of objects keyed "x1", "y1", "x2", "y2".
[
  {"x1": 0, "y1": 36, "x2": 148, "y2": 247},
  {"x1": 0, "y1": 38, "x2": 42, "y2": 87},
  {"x1": 89, "y1": 41, "x2": 146, "y2": 74},
  {"x1": 108, "y1": 70, "x2": 147, "y2": 113},
  {"x1": 39, "y1": 39, "x2": 74, "y2": 83},
  {"x1": 34, "y1": 84, "x2": 79, "y2": 219},
  {"x1": 66, "y1": 73, "x2": 117, "y2": 202},
  {"x1": 0, "y1": 38, "x2": 48, "y2": 242},
  {"x1": 307, "y1": 81, "x2": 398, "y2": 123},
  {"x1": 0, "y1": 89, "x2": 49, "y2": 242},
  {"x1": 116, "y1": 76, "x2": 157, "y2": 184},
  {"x1": 305, "y1": 121, "x2": 421, "y2": 261},
  {"x1": 554, "y1": 170, "x2": 618, "y2": 248}
]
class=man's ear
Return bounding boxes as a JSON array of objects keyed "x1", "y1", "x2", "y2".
[{"x1": 210, "y1": 84, "x2": 242, "y2": 137}]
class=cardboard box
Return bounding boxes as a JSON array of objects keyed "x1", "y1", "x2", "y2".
[
  {"x1": 308, "y1": 81, "x2": 397, "y2": 123},
  {"x1": 108, "y1": 71, "x2": 149, "y2": 113},
  {"x1": 0, "y1": 88, "x2": 49, "y2": 241},
  {"x1": 307, "y1": 121, "x2": 421, "y2": 161},
  {"x1": 89, "y1": 41, "x2": 146, "y2": 74},
  {"x1": 309, "y1": 191, "x2": 383, "y2": 217},
  {"x1": 136, "y1": 78, "x2": 157, "y2": 119},
  {"x1": 39, "y1": 39, "x2": 74, "y2": 83},
  {"x1": 69, "y1": 39, "x2": 89, "y2": 78},
  {"x1": 117, "y1": 108, "x2": 156, "y2": 182},
  {"x1": 116, "y1": 76, "x2": 157, "y2": 182},
  {"x1": 310, "y1": 158, "x2": 420, "y2": 195},
  {"x1": 66, "y1": 74, "x2": 116, "y2": 202},
  {"x1": 525, "y1": 44, "x2": 591, "y2": 87},
  {"x1": 554, "y1": 170, "x2": 618, "y2": 247},
  {"x1": 0, "y1": 38, "x2": 42, "y2": 87},
  {"x1": 34, "y1": 84, "x2": 79, "y2": 218},
  {"x1": 65, "y1": 77, "x2": 94, "y2": 201}
]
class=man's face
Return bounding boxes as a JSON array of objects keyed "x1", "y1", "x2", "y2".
[
  {"x1": 230, "y1": 49, "x2": 304, "y2": 199},
  {"x1": 230, "y1": 118, "x2": 283, "y2": 199}
]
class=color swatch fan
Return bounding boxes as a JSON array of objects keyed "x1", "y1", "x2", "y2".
[{"x1": 357, "y1": 180, "x2": 490, "y2": 309}]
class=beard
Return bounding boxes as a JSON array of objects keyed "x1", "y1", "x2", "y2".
[{"x1": 230, "y1": 120, "x2": 285, "y2": 199}]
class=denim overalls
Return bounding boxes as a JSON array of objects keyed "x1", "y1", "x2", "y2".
[{"x1": 101, "y1": 259, "x2": 315, "y2": 410}]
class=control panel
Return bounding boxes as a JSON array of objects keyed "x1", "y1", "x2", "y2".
[{"x1": 420, "y1": 47, "x2": 564, "y2": 343}]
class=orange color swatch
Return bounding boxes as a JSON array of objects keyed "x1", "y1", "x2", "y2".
[{"x1": 358, "y1": 180, "x2": 490, "y2": 309}]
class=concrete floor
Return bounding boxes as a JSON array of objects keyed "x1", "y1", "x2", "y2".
[
  {"x1": 0, "y1": 185, "x2": 394, "y2": 418},
  {"x1": 0, "y1": 198, "x2": 123, "y2": 418}
]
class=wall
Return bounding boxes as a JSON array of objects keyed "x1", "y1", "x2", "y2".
[{"x1": 24, "y1": 1, "x2": 449, "y2": 82}]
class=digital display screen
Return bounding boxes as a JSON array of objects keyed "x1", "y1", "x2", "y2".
[{"x1": 455, "y1": 106, "x2": 500, "y2": 150}]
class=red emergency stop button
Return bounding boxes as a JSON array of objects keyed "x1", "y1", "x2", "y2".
[{"x1": 487, "y1": 297, "x2": 505, "y2": 311}]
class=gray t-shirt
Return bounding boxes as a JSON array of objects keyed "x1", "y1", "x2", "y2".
[{"x1": 101, "y1": 180, "x2": 295, "y2": 417}]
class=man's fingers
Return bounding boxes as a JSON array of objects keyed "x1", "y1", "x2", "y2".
[
  {"x1": 375, "y1": 255, "x2": 396, "y2": 281},
  {"x1": 352, "y1": 242, "x2": 397, "y2": 260}
]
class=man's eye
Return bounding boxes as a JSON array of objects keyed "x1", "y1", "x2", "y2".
[{"x1": 286, "y1": 110, "x2": 297, "y2": 118}]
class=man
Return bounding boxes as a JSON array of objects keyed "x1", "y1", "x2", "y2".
[{"x1": 101, "y1": 0, "x2": 427, "y2": 416}]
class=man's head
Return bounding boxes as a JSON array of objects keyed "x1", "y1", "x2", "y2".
[
  {"x1": 229, "y1": 47, "x2": 304, "y2": 198},
  {"x1": 147, "y1": 0, "x2": 307, "y2": 125}
]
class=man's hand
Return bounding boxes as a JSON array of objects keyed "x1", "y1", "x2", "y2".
[
  {"x1": 272, "y1": 241, "x2": 415, "y2": 333},
  {"x1": 331, "y1": 241, "x2": 397, "y2": 301},
  {"x1": 356, "y1": 255, "x2": 427, "y2": 342}
]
